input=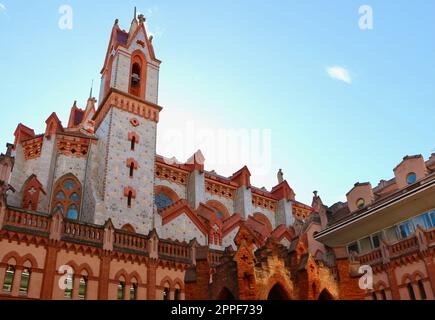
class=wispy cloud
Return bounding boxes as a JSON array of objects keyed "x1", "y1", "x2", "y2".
[
  {"x1": 0, "y1": 3, "x2": 6, "y2": 12},
  {"x1": 326, "y1": 66, "x2": 352, "y2": 84}
]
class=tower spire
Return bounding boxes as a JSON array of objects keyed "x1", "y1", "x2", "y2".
[
  {"x1": 133, "y1": 7, "x2": 137, "y2": 21},
  {"x1": 89, "y1": 79, "x2": 94, "y2": 99}
]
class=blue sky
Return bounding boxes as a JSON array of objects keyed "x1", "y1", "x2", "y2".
[{"x1": 0, "y1": 0, "x2": 434, "y2": 206}]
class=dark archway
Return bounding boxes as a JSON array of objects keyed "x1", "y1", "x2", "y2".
[
  {"x1": 267, "y1": 283, "x2": 290, "y2": 300},
  {"x1": 217, "y1": 287, "x2": 236, "y2": 300},
  {"x1": 318, "y1": 289, "x2": 334, "y2": 300}
]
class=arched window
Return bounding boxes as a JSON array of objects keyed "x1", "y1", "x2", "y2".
[
  {"x1": 163, "y1": 287, "x2": 170, "y2": 300},
  {"x1": 117, "y1": 281, "x2": 125, "y2": 300},
  {"x1": 78, "y1": 276, "x2": 87, "y2": 300},
  {"x1": 19, "y1": 268, "x2": 31, "y2": 295},
  {"x1": 206, "y1": 200, "x2": 230, "y2": 221},
  {"x1": 64, "y1": 273, "x2": 74, "y2": 299},
  {"x1": 380, "y1": 289, "x2": 387, "y2": 300},
  {"x1": 417, "y1": 279, "x2": 426, "y2": 300},
  {"x1": 155, "y1": 193, "x2": 174, "y2": 213},
  {"x1": 131, "y1": 135, "x2": 136, "y2": 151},
  {"x1": 130, "y1": 283, "x2": 137, "y2": 300},
  {"x1": 130, "y1": 162, "x2": 135, "y2": 177},
  {"x1": 51, "y1": 175, "x2": 81, "y2": 220},
  {"x1": 2, "y1": 265, "x2": 15, "y2": 292},
  {"x1": 174, "y1": 288, "x2": 181, "y2": 300},
  {"x1": 130, "y1": 63, "x2": 141, "y2": 97},
  {"x1": 127, "y1": 191, "x2": 133, "y2": 208},
  {"x1": 372, "y1": 292, "x2": 377, "y2": 300},
  {"x1": 407, "y1": 283, "x2": 416, "y2": 300}
]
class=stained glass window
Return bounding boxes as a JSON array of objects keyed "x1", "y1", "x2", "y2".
[
  {"x1": 56, "y1": 192, "x2": 65, "y2": 199},
  {"x1": 67, "y1": 205, "x2": 78, "y2": 220},
  {"x1": 64, "y1": 180, "x2": 76, "y2": 190},
  {"x1": 215, "y1": 210, "x2": 223, "y2": 220},
  {"x1": 70, "y1": 193, "x2": 79, "y2": 201},
  {"x1": 155, "y1": 193, "x2": 173, "y2": 212},
  {"x1": 51, "y1": 175, "x2": 81, "y2": 220}
]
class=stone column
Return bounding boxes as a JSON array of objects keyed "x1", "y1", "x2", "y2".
[
  {"x1": 385, "y1": 264, "x2": 401, "y2": 300},
  {"x1": 147, "y1": 259, "x2": 158, "y2": 300},
  {"x1": 275, "y1": 198, "x2": 293, "y2": 227},
  {"x1": 41, "y1": 243, "x2": 59, "y2": 299},
  {"x1": 234, "y1": 186, "x2": 252, "y2": 220},
  {"x1": 97, "y1": 253, "x2": 111, "y2": 300},
  {"x1": 72, "y1": 275, "x2": 81, "y2": 300},
  {"x1": 423, "y1": 256, "x2": 435, "y2": 298},
  {"x1": 11, "y1": 266, "x2": 23, "y2": 297},
  {"x1": 187, "y1": 170, "x2": 205, "y2": 210},
  {"x1": 0, "y1": 266, "x2": 6, "y2": 292}
]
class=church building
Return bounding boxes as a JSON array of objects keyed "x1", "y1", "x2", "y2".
[{"x1": 0, "y1": 11, "x2": 382, "y2": 300}]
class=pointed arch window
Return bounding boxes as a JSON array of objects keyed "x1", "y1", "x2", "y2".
[
  {"x1": 51, "y1": 175, "x2": 82, "y2": 220},
  {"x1": 129, "y1": 52, "x2": 146, "y2": 98},
  {"x1": 2, "y1": 265, "x2": 15, "y2": 292},
  {"x1": 163, "y1": 287, "x2": 170, "y2": 300},
  {"x1": 130, "y1": 283, "x2": 137, "y2": 300},
  {"x1": 117, "y1": 281, "x2": 125, "y2": 300},
  {"x1": 78, "y1": 276, "x2": 87, "y2": 300},
  {"x1": 174, "y1": 288, "x2": 181, "y2": 300},
  {"x1": 407, "y1": 283, "x2": 416, "y2": 300},
  {"x1": 19, "y1": 268, "x2": 31, "y2": 295},
  {"x1": 417, "y1": 279, "x2": 426, "y2": 300},
  {"x1": 131, "y1": 136, "x2": 136, "y2": 151},
  {"x1": 64, "y1": 273, "x2": 74, "y2": 299}
]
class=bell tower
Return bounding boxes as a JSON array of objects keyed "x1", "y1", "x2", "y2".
[
  {"x1": 99, "y1": 9, "x2": 161, "y2": 105},
  {"x1": 92, "y1": 10, "x2": 162, "y2": 234}
]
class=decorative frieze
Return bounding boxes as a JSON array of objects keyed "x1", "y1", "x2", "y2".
[
  {"x1": 22, "y1": 136, "x2": 43, "y2": 160},
  {"x1": 251, "y1": 194, "x2": 276, "y2": 211},
  {"x1": 155, "y1": 162, "x2": 188, "y2": 185},
  {"x1": 56, "y1": 134, "x2": 91, "y2": 158},
  {"x1": 94, "y1": 89, "x2": 162, "y2": 129},
  {"x1": 205, "y1": 179, "x2": 236, "y2": 199}
]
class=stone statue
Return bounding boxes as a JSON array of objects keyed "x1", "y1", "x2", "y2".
[{"x1": 277, "y1": 169, "x2": 284, "y2": 184}]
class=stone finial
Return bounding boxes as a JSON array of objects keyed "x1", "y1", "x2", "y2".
[
  {"x1": 313, "y1": 190, "x2": 318, "y2": 197},
  {"x1": 49, "y1": 210, "x2": 64, "y2": 241},
  {"x1": 114, "y1": 19, "x2": 119, "y2": 25},
  {"x1": 138, "y1": 14, "x2": 145, "y2": 24},
  {"x1": 149, "y1": 35, "x2": 153, "y2": 43},
  {"x1": 277, "y1": 169, "x2": 284, "y2": 184}
]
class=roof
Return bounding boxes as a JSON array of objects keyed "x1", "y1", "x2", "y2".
[{"x1": 116, "y1": 29, "x2": 129, "y2": 45}]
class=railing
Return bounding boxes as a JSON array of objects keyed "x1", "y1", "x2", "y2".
[
  {"x1": 3, "y1": 208, "x2": 50, "y2": 234},
  {"x1": 358, "y1": 248, "x2": 383, "y2": 265},
  {"x1": 158, "y1": 239, "x2": 192, "y2": 261},
  {"x1": 62, "y1": 220, "x2": 103, "y2": 245},
  {"x1": 388, "y1": 236, "x2": 418, "y2": 258},
  {"x1": 114, "y1": 230, "x2": 148, "y2": 252}
]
